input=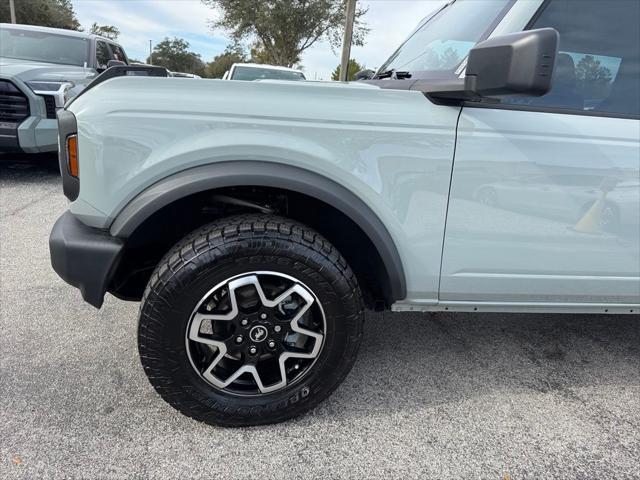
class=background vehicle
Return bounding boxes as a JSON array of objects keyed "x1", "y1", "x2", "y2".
[
  {"x1": 0, "y1": 23, "x2": 129, "y2": 153},
  {"x1": 49, "y1": 0, "x2": 639, "y2": 426},
  {"x1": 169, "y1": 71, "x2": 202, "y2": 79},
  {"x1": 222, "y1": 63, "x2": 306, "y2": 81}
]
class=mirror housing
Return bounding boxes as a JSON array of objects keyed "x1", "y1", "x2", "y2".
[
  {"x1": 107, "y1": 59, "x2": 126, "y2": 69},
  {"x1": 466, "y1": 27, "x2": 559, "y2": 97},
  {"x1": 354, "y1": 69, "x2": 375, "y2": 81},
  {"x1": 426, "y1": 28, "x2": 559, "y2": 104}
]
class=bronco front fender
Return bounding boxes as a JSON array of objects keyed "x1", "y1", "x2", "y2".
[{"x1": 109, "y1": 160, "x2": 407, "y2": 301}]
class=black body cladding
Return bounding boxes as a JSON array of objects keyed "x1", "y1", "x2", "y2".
[
  {"x1": 56, "y1": 109, "x2": 79, "y2": 201},
  {"x1": 49, "y1": 212, "x2": 124, "y2": 308}
]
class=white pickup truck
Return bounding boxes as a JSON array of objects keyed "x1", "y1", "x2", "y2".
[{"x1": 223, "y1": 63, "x2": 306, "y2": 81}]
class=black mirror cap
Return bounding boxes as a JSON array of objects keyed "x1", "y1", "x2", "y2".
[
  {"x1": 354, "y1": 69, "x2": 375, "y2": 81},
  {"x1": 465, "y1": 27, "x2": 559, "y2": 98},
  {"x1": 107, "y1": 59, "x2": 126, "y2": 69}
]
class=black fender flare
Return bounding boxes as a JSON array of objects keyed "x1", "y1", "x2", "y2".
[{"x1": 110, "y1": 161, "x2": 406, "y2": 301}]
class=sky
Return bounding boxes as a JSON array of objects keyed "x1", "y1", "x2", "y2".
[{"x1": 72, "y1": 0, "x2": 445, "y2": 79}]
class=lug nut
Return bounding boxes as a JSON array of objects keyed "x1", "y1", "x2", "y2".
[
  {"x1": 249, "y1": 346, "x2": 258, "y2": 355},
  {"x1": 274, "y1": 325, "x2": 281, "y2": 333},
  {"x1": 267, "y1": 340, "x2": 276, "y2": 349},
  {"x1": 235, "y1": 336, "x2": 243, "y2": 344},
  {"x1": 260, "y1": 313, "x2": 267, "y2": 320},
  {"x1": 241, "y1": 319, "x2": 248, "y2": 326}
]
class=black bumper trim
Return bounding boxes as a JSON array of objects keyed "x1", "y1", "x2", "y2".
[
  {"x1": 56, "y1": 110, "x2": 79, "y2": 201},
  {"x1": 49, "y1": 211, "x2": 123, "y2": 308},
  {"x1": 0, "y1": 131, "x2": 21, "y2": 152}
]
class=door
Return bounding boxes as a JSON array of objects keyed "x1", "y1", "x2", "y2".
[
  {"x1": 440, "y1": 0, "x2": 640, "y2": 305},
  {"x1": 95, "y1": 40, "x2": 113, "y2": 71}
]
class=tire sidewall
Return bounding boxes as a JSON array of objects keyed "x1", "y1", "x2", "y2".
[{"x1": 139, "y1": 226, "x2": 362, "y2": 425}]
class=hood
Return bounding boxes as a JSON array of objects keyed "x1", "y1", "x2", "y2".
[{"x1": 0, "y1": 56, "x2": 96, "y2": 84}]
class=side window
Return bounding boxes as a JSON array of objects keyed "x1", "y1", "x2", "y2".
[
  {"x1": 109, "y1": 44, "x2": 127, "y2": 64},
  {"x1": 96, "y1": 41, "x2": 112, "y2": 69},
  {"x1": 507, "y1": 0, "x2": 639, "y2": 117}
]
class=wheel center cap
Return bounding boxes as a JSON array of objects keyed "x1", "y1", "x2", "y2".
[{"x1": 249, "y1": 325, "x2": 268, "y2": 343}]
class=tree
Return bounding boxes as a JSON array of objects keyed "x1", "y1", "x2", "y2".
[
  {"x1": 89, "y1": 23, "x2": 120, "y2": 41},
  {"x1": 575, "y1": 55, "x2": 613, "y2": 99},
  {"x1": 0, "y1": 0, "x2": 80, "y2": 30},
  {"x1": 331, "y1": 58, "x2": 364, "y2": 81},
  {"x1": 438, "y1": 47, "x2": 461, "y2": 70},
  {"x1": 202, "y1": 0, "x2": 369, "y2": 67},
  {"x1": 205, "y1": 44, "x2": 247, "y2": 78},
  {"x1": 147, "y1": 37, "x2": 206, "y2": 75}
]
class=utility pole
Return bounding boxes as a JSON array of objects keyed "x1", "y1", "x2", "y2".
[
  {"x1": 339, "y1": 0, "x2": 357, "y2": 82},
  {"x1": 149, "y1": 40, "x2": 153, "y2": 65},
  {"x1": 9, "y1": 0, "x2": 17, "y2": 23}
]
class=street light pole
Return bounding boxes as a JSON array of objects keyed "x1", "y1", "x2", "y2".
[
  {"x1": 339, "y1": 0, "x2": 357, "y2": 82},
  {"x1": 9, "y1": 0, "x2": 17, "y2": 23},
  {"x1": 149, "y1": 40, "x2": 153, "y2": 65}
]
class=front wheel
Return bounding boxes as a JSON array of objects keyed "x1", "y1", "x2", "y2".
[{"x1": 138, "y1": 214, "x2": 364, "y2": 426}]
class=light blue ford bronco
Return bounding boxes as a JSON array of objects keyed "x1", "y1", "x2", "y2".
[
  {"x1": 49, "y1": 0, "x2": 639, "y2": 426},
  {"x1": 0, "y1": 23, "x2": 128, "y2": 153}
]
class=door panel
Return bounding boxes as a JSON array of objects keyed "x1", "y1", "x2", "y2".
[{"x1": 440, "y1": 107, "x2": 640, "y2": 304}]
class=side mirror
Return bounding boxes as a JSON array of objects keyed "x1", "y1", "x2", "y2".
[
  {"x1": 466, "y1": 27, "x2": 559, "y2": 97},
  {"x1": 354, "y1": 69, "x2": 375, "y2": 81},
  {"x1": 107, "y1": 59, "x2": 126, "y2": 69},
  {"x1": 427, "y1": 28, "x2": 559, "y2": 104}
]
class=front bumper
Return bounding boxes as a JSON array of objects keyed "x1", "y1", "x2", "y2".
[
  {"x1": 49, "y1": 211, "x2": 124, "y2": 308},
  {"x1": 0, "y1": 116, "x2": 58, "y2": 154},
  {"x1": 0, "y1": 77, "x2": 57, "y2": 153},
  {"x1": 17, "y1": 116, "x2": 58, "y2": 153}
]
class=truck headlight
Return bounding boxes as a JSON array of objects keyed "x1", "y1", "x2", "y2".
[{"x1": 26, "y1": 81, "x2": 75, "y2": 108}]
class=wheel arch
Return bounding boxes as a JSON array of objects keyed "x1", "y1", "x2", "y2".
[{"x1": 110, "y1": 161, "x2": 407, "y2": 304}]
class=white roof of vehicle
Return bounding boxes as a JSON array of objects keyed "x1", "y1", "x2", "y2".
[
  {"x1": 232, "y1": 63, "x2": 304, "y2": 74},
  {"x1": 0, "y1": 23, "x2": 112, "y2": 42}
]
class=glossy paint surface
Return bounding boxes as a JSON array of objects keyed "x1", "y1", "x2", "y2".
[
  {"x1": 441, "y1": 107, "x2": 640, "y2": 304},
  {"x1": 68, "y1": 77, "x2": 460, "y2": 302}
]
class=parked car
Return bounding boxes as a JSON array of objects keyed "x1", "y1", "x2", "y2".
[
  {"x1": 169, "y1": 71, "x2": 202, "y2": 79},
  {"x1": 473, "y1": 175, "x2": 640, "y2": 232},
  {"x1": 49, "y1": 0, "x2": 639, "y2": 427},
  {"x1": 222, "y1": 63, "x2": 306, "y2": 81},
  {"x1": 0, "y1": 23, "x2": 129, "y2": 153}
]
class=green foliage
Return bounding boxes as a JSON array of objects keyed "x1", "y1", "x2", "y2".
[
  {"x1": 202, "y1": 0, "x2": 369, "y2": 67},
  {"x1": 419, "y1": 46, "x2": 461, "y2": 71},
  {"x1": 575, "y1": 55, "x2": 613, "y2": 99},
  {"x1": 89, "y1": 23, "x2": 120, "y2": 41},
  {"x1": 249, "y1": 41, "x2": 273, "y2": 65},
  {"x1": 148, "y1": 37, "x2": 206, "y2": 75},
  {"x1": 0, "y1": 0, "x2": 81, "y2": 30},
  {"x1": 331, "y1": 58, "x2": 364, "y2": 81},
  {"x1": 205, "y1": 44, "x2": 247, "y2": 78}
]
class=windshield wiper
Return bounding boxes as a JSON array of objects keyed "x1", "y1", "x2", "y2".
[{"x1": 374, "y1": 69, "x2": 412, "y2": 80}]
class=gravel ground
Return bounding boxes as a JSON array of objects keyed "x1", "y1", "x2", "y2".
[{"x1": 1, "y1": 155, "x2": 639, "y2": 480}]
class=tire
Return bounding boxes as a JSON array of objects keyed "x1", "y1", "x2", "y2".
[{"x1": 138, "y1": 214, "x2": 364, "y2": 427}]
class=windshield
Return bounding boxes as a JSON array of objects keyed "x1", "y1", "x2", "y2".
[
  {"x1": 378, "y1": 0, "x2": 513, "y2": 79},
  {"x1": 231, "y1": 66, "x2": 306, "y2": 81},
  {"x1": 0, "y1": 27, "x2": 90, "y2": 67}
]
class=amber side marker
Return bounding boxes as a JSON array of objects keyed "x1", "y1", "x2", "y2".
[{"x1": 67, "y1": 134, "x2": 78, "y2": 177}]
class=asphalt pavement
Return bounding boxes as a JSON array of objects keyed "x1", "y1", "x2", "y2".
[{"x1": 1, "y1": 155, "x2": 639, "y2": 479}]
